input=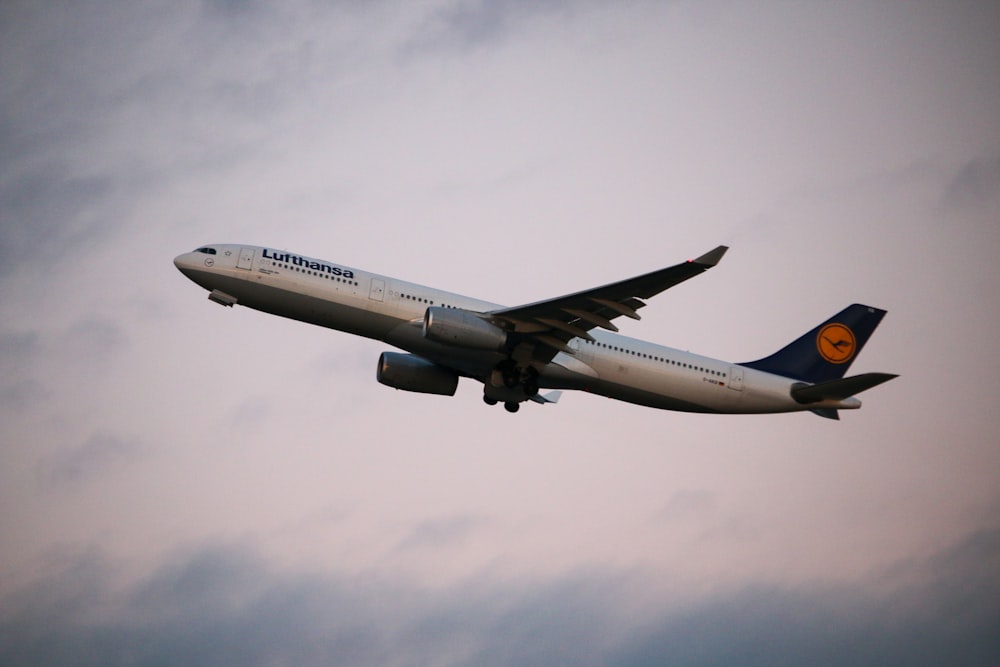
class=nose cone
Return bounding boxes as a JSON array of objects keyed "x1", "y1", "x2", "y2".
[
  {"x1": 174, "y1": 251, "x2": 213, "y2": 281},
  {"x1": 173, "y1": 252, "x2": 195, "y2": 276}
]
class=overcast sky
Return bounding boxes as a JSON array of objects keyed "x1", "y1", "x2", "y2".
[{"x1": 2, "y1": 1, "x2": 999, "y2": 665}]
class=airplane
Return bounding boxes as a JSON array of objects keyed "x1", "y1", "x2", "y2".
[{"x1": 174, "y1": 244, "x2": 896, "y2": 419}]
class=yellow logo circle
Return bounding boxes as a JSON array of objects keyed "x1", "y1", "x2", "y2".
[{"x1": 817, "y1": 323, "x2": 856, "y2": 364}]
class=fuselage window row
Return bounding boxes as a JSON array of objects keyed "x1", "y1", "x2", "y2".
[
  {"x1": 401, "y1": 293, "x2": 433, "y2": 305},
  {"x1": 276, "y1": 262, "x2": 358, "y2": 287},
  {"x1": 586, "y1": 340, "x2": 725, "y2": 377}
]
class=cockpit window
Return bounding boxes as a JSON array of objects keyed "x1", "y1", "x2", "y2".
[{"x1": 195, "y1": 247, "x2": 217, "y2": 255}]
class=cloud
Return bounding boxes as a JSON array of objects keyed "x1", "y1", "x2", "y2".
[
  {"x1": 943, "y1": 153, "x2": 1000, "y2": 210},
  {"x1": 0, "y1": 2, "x2": 156, "y2": 275},
  {"x1": 614, "y1": 528, "x2": 1000, "y2": 667},
  {"x1": 412, "y1": 0, "x2": 575, "y2": 52},
  {"x1": 395, "y1": 514, "x2": 491, "y2": 551},
  {"x1": 37, "y1": 433, "x2": 145, "y2": 489},
  {"x1": 0, "y1": 169, "x2": 118, "y2": 274},
  {"x1": 2, "y1": 2, "x2": 1000, "y2": 665},
  {"x1": 2, "y1": 528, "x2": 998, "y2": 667},
  {"x1": 0, "y1": 543, "x2": 624, "y2": 667},
  {"x1": 62, "y1": 316, "x2": 129, "y2": 360},
  {"x1": 656, "y1": 489, "x2": 718, "y2": 522},
  {"x1": 0, "y1": 330, "x2": 47, "y2": 408},
  {"x1": 0, "y1": 316, "x2": 126, "y2": 423},
  {"x1": 229, "y1": 394, "x2": 275, "y2": 427}
]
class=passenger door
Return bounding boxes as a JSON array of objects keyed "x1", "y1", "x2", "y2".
[
  {"x1": 728, "y1": 366, "x2": 744, "y2": 391},
  {"x1": 369, "y1": 278, "x2": 385, "y2": 302},
  {"x1": 236, "y1": 247, "x2": 256, "y2": 270}
]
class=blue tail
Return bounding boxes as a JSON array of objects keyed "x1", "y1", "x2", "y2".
[{"x1": 741, "y1": 304, "x2": 887, "y2": 383}]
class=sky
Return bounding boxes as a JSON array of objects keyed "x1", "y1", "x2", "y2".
[{"x1": 1, "y1": 1, "x2": 999, "y2": 664}]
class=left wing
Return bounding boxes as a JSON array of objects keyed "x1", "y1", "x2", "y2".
[{"x1": 487, "y1": 245, "x2": 728, "y2": 360}]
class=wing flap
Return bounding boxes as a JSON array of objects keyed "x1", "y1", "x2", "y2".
[
  {"x1": 561, "y1": 308, "x2": 619, "y2": 332},
  {"x1": 589, "y1": 297, "x2": 642, "y2": 320},
  {"x1": 535, "y1": 317, "x2": 595, "y2": 341}
]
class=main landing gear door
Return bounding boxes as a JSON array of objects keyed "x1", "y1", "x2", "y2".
[{"x1": 236, "y1": 247, "x2": 256, "y2": 270}]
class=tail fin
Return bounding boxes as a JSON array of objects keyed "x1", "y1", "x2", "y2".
[{"x1": 741, "y1": 304, "x2": 887, "y2": 383}]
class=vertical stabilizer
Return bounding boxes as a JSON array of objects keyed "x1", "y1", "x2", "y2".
[{"x1": 741, "y1": 304, "x2": 887, "y2": 383}]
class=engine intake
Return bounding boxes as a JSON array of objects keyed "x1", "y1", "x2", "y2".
[
  {"x1": 422, "y1": 307, "x2": 507, "y2": 350},
  {"x1": 377, "y1": 352, "x2": 459, "y2": 396}
]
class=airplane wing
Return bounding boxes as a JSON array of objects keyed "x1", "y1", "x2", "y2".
[{"x1": 487, "y1": 245, "x2": 728, "y2": 360}]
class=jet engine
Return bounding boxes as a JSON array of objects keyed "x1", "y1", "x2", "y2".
[
  {"x1": 422, "y1": 307, "x2": 508, "y2": 350},
  {"x1": 376, "y1": 352, "x2": 459, "y2": 396}
]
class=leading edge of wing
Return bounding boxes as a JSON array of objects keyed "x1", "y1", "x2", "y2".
[{"x1": 487, "y1": 245, "x2": 728, "y2": 340}]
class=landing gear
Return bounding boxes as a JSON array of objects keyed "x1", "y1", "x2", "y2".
[
  {"x1": 523, "y1": 372, "x2": 539, "y2": 397},
  {"x1": 497, "y1": 359, "x2": 520, "y2": 388},
  {"x1": 486, "y1": 360, "x2": 539, "y2": 413},
  {"x1": 496, "y1": 360, "x2": 538, "y2": 393}
]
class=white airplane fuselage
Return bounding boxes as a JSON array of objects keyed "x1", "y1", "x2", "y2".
[{"x1": 174, "y1": 244, "x2": 870, "y2": 416}]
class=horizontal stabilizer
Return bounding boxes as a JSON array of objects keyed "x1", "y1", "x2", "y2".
[{"x1": 792, "y1": 372, "x2": 898, "y2": 404}]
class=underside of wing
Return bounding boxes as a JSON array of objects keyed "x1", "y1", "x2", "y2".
[{"x1": 486, "y1": 245, "x2": 728, "y2": 362}]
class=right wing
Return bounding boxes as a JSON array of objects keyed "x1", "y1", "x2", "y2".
[{"x1": 485, "y1": 245, "x2": 728, "y2": 360}]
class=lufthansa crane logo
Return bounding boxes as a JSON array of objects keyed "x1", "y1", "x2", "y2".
[{"x1": 817, "y1": 323, "x2": 856, "y2": 364}]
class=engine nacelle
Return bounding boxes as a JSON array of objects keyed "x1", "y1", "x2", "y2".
[
  {"x1": 422, "y1": 307, "x2": 507, "y2": 350},
  {"x1": 376, "y1": 352, "x2": 459, "y2": 396}
]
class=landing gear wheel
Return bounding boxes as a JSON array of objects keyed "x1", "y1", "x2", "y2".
[
  {"x1": 497, "y1": 360, "x2": 520, "y2": 388},
  {"x1": 523, "y1": 367, "x2": 539, "y2": 396},
  {"x1": 484, "y1": 396, "x2": 498, "y2": 406},
  {"x1": 504, "y1": 402, "x2": 520, "y2": 413}
]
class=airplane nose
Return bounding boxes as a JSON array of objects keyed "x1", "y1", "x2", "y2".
[{"x1": 174, "y1": 252, "x2": 201, "y2": 277}]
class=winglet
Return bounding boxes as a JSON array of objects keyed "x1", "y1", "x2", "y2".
[{"x1": 692, "y1": 245, "x2": 728, "y2": 267}]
